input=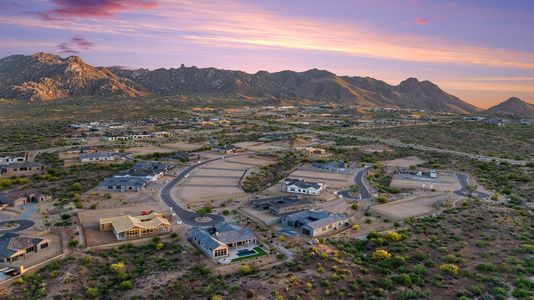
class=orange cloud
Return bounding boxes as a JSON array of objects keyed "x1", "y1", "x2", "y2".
[{"x1": 415, "y1": 18, "x2": 430, "y2": 25}]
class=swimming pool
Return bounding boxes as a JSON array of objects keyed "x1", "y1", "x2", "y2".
[{"x1": 237, "y1": 249, "x2": 257, "y2": 257}]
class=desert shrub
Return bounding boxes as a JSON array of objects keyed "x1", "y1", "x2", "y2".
[
  {"x1": 439, "y1": 264, "x2": 459, "y2": 276},
  {"x1": 239, "y1": 264, "x2": 252, "y2": 275},
  {"x1": 385, "y1": 231, "x2": 402, "y2": 241},
  {"x1": 372, "y1": 249, "x2": 392, "y2": 261}
]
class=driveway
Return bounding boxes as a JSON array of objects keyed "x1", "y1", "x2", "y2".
[
  {"x1": 338, "y1": 165, "x2": 374, "y2": 200},
  {"x1": 160, "y1": 153, "x2": 249, "y2": 227},
  {"x1": 454, "y1": 173, "x2": 491, "y2": 199}
]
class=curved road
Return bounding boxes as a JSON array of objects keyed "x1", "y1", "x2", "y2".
[
  {"x1": 338, "y1": 165, "x2": 374, "y2": 200},
  {"x1": 0, "y1": 220, "x2": 35, "y2": 235},
  {"x1": 160, "y1": 154, "x2": 249, "y2": 227}
]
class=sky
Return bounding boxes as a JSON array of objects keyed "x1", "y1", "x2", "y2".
[{"x1": 0, "y1": 0, "x2": 533, "y2": 108}]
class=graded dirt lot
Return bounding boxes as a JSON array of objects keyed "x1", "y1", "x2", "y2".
[
  {"x1": 370, "y1": 192, "x2": 458, "y2": 220},
  {"x1": 233, "y1": 141, "x2": 289, "y2": 152},
  {"x1": 78, "y1": 202, "x2": 171, "y2": 247},
  {"x1": 126, "y1": 142, "x2": 205, "y2": 156},
  {"x1": 385, "y1": 156, "x2": 426, "y2": 168},
  {"x1": 172, "y1": 155, "x2": 274, "y2": 209},
  {"x1": 390, "y1": 171, "x2": 461, "y2": 191},
  {"x1": 288, "y1": 167, "x2": 352, "y2": 189}
]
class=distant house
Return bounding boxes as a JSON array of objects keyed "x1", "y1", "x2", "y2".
[
  {"x1": 99, "y1": 212, "x2": 171, "y2": 240},
  {"x1": 97, "y1": 176, "x2": 148, "y2": 192},
  {"x1": 296, "y1": 147, "x2": 326, "y2": 156},
  {"x1": 281, "y1": 210, "x2": 349, "y2": 237},
  {"x1": 312, "y1": 161, "x2": 348, "y2": 173},
  {"x1": 66, "y1": 146, "x2": 98, "y2": 155},
  {"x1": 80, "y1": 152, "x2": 117, "y2": 163},
  {"x1": 0, "y1": 153, "x2": 28, "y2": 166},
  {"x1": 0, "y1": 233, "x2": 51, "y2": 263},
  {"x1": 251, "y1": 196, "x2": 315, "y2": 216},
  {"x1": 119, "y1": 161, "x2": 171, "y2": 181},
  {"x1": 0, "y1": 162, "x2": 45, "y2": 177},
  {"x1": 0, "y1": 189, "x2": 47, "y2": 206},
  {"x1": 485, "y1": 118, "x2": 508, "y2": 127},
  {"x1": 218, "y1": 145, "x2": 246, "y2": 154},
  {"x1": 282, "y1": 178, "x2": 326, "y2": 195},
  {"x1": 188, "y1": 223, "x2": 257, "y2": 259}
]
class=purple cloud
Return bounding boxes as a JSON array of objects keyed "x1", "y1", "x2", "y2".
[
  {"x1": 415, "y1": 17, "x2": 430, "y2": 25},
  {"x1": 57, "y1": 35, "x2": 95, "y2": 54},
  {"x1": 41, "y1": 0, "x2": 158, "y2": 20}
]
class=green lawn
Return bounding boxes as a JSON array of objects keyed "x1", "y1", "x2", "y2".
[{"x1": 231, "y1": 247, "x2": 268, "y2": 262}]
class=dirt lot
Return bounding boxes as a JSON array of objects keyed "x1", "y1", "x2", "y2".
[
  {"x1": 385, "y1": 155, "x2": 426, "y2": 168},
  {"x1": 78, "y1": 202, "x2": 172, "y2": 247},
  {"x1": 370, "y1": 192, "x2": 459, "y2": 220},
  {"x1": 172, "y1": 155, "x2": 273, "y2": 209},
  {"x1": 126, "y1": 142, "x2": 205, "y2": 156},
  {"x1": 233, "y1": 141, "x2": 289, "y2": 152},
  {"x1": 390, "y1": 171, "x2": 461, "y2": 191}
]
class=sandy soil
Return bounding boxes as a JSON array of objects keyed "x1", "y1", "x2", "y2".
[
  {"x1": 370, "y1": 192, "x2": 456, "y2": 220},
  {"x1": 390, "y1": 172, "x2": 461, "y2": 191},
  {"x1": 385, "y1": 156, "x2": 426, "y2": 168}
]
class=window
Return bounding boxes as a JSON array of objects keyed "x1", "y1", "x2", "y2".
[{"x1": 41, "y1": 243, "x2": 48, "y2": 249}]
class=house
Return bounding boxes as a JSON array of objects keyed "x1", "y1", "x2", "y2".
[
  {"x1": 282, "y1": 178, "x2": 326, "y2": 195},
  {"x1": 99, "y1": 212, "x2": 171, "y2": 241},
  {"x1": 0, "y1": 189, "x2": 46, "y2": 206},
  {"x1": 251, "y1": 196, "x2": 315, "y2": 216},
  {"x1": 0, "y1": 153, "x2": 28, "y2": 165},
  {"x1": 0, "y1": 162, "x2": 45, "y2": 177},
  {"x1": 97, "y1": 176, "x2": 148, "y2": 192},
  {"x1": 187, "y1": 227, "x2": 229, "y2": 259},
  {"x1": 0, "y1": 233, "x2": 50, "y2": 263},
  {"x1": 188, "y1": 223, "x2": 257, "y2": 259},
  {"x1": 120, "y1": 161, "x2": 171, "y2": 181},
  {"x1": 281, "y1": 210, "x2": 349, "y2": 237},
  {"x1": 80, "y1": 152, "x2": 117, "y2": 163},
  {"x1": 218, "y1": 145, "x2": 246, "y2": 154},
  {"x1": 296, "y1": 147, "x2": 326, "y2": 156},
  {"x1": 485, "y1": 118, "x2": 508, "y2": 127},
  {"x1": 312, "y1": 161, "x2": 348, "y2": 173}
]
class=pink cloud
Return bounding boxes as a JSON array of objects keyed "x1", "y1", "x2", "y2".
[
  {"x1": 415, "y1": 18, "x2": 430, "y2": 25},
  {"x1": 41, "y1": 0, "x2": 158, "y2": 20},
  {"x1": 57, "y1": 35, "x2": 95, "y2": 54}
]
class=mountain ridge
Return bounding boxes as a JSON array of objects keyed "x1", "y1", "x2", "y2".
[
  {"x1": 480, "y1": 97, "x2": 534, "y2": 118},
  {"x1": 0, "y1": 52, "x2": 481, "y2": 113}
]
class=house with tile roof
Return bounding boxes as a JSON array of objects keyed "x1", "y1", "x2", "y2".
[{"x1": 99, "y1": 212, "x2": 171, "y2": 240}]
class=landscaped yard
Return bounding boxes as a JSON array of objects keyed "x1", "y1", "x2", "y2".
[{"x1": 231, "y1": 247, "x2": 268, "y2": 262}]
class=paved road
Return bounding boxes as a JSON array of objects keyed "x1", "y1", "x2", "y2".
[
  {"x1": 0, "y1": 220, "x2": 35, "y2": 234},
  {"x1": 454, "y1": 173, "x2": 491, "y2": 199},
  {"x1": 160, "y1": 154, "x2": 249, "y2": 227},
  {"x1": 338, "y1": 165, "x2": 374, "y2": 200}
]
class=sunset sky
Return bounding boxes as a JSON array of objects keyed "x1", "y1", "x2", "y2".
[{"x1": 1, "y1": 0, "x2": 533, "y2": 108}]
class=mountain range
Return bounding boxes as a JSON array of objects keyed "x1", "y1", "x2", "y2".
[{"x1": 0, "y1": 52, "x2": 529, "y2": 116}]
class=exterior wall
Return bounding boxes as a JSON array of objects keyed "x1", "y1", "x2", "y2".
[
  {"x1": 2, "y1": 239, "x2": 51, "y2": 263},
  {"x1": 284, "y1": 184, "x2": 323, "y2": 195},
  {"x1": 302, "y1": 219, "x2": 349, "y2": 237},
  {"x1": 108, "y1": 224, "x2": 170, "y2": 241},
  {"x1": 187, "y1": 232, "x2": 229, "y2": 259},
  {"x1": 1, "y1": 166, "x2": 45, "y2": 177}
]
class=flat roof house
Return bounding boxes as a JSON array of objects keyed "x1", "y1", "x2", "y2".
[
  {"x1": 0, "y1": 153, "x2": 28, "y2": 166},
  {"x1": 251, "y1": 196, "x2": 315, "y2": 216},
  {"x1": 99, "y1": 212, "x2": 171, "y2": 241},
  {"x1": 282, "y1": 178, "x2": 326, "y2": 196},
  {"x1": 0, "y1": 189, "x2": 46, "y2": 206},
  {"x1": 0, "y1": 233, "x2": 50, "y2": 263},
  {"x1": 281, "y1": 210, "x2": 349, "y2": 237},
  {"x1": 97, "y1": 176, "x2": 147, "y2": 192},
  {"x1": 312, "y1": 161, "x2": 348, "y2": 173},
  {"x1": 80, "y1": 152, "x2": 117, "y2": 163},
  {"x1": 0, "y1": 162, "x2": 45, "y2": 177}
]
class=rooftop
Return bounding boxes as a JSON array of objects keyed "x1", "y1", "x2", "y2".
[
  {"x1": 0, "y1": 233, "x2": 43, "y2": 258},
  {"x1": 99, "y1": 212, "x2": 170, "y2": 234},
  {"x1": 284, "y1": 178, "x2": 324, "y2": 190}
]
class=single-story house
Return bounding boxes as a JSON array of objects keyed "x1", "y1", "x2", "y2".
[
  {"x1": 97, "y1": 176, "x2": 148, "y2": 192},
  {"x1": 0, "y1": 189, "x2": 46, "y2": 206},
  {"x1": 80, "y1": 152, "x2": 117, "y2": 163},
  {"x1": 188, "y1": 223, "x2": 257, "y2": 259},
  {"x1": 99, "y1": 212, "x2": 171, "y2": 240},
  {"x1": 0, "y1": 162, "x2": 45, "y2": 177},
  {"x1": 281, "y1": 210, "x2": 349, "y2": 237},
  {"x1": 296, "y1": 147, "x2": 326, "y2": 156},
  {"x1": 218, "y1": 145, "x2": 246, "y2": 154},
  {"x1": 118, "y1": 161, "x2": 171, "y2": 181},
  {"x1": 0, "y1": 233, "x2": 50, "y2": 263},
  {"x1": 312, "y1": 161, "x2": 348, "y2": 173},
  {"x1": 187, "y1": 227, "x2": 229, "y2": 259},
  {"x1": 251, "y1": 196, "x2": 315, "y2": 216},
  {"x1": 282, "y1": 178, "x2": 326, "y2": 195},
  {"x1": 0, "y1": 153, "x2": 28, "y2": 165}
]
